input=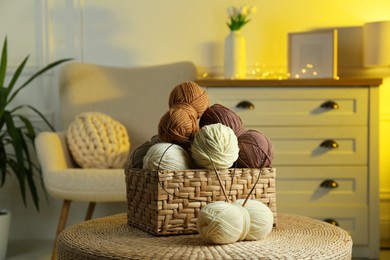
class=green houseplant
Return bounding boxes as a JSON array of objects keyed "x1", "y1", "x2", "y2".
[{"x1": 0, "y1": 37, "x2": 71, "y2": 211}]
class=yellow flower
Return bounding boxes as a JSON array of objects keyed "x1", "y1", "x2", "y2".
[
  {"x1": 240, "y1": 6, "x2": 249, "y2": 16},
  {"x1": 249, "y1": 6, "x2": 257, "y2": 15}
]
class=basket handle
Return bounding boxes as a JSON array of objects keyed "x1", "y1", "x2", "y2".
[
  {"x1": 204, "y1": 152, "x2": 231, "y2": 203},
  {"x1": 241, "y1": 132, "x2": 272, "y2": 206}
]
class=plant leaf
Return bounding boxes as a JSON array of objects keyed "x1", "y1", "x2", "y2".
[
  {"x1": 0, "y1": 142, "x2": 7, "y2": 186},
  {"x1": 7, "y1": 158, "x2": 27, "y2": 207},
  {"x1": 18, "y1": 130, "x2": 40, "y2": 211},
  {"x1": 0, "y1": 37, "x2": 72, "y2": 211},
  {"x1": 15, "y1": 113, "x2": 36, "y2": 140},
  {"x1": 12, "y1": 104, "x2": 55, "y2": 131},
  {"x1": 5, "y1": 55, "x2": 29, "y2": 99},
  {"x1": 7, "y1": 58, "x2": 73, "y2": 105},
  {"x1": 4, "y1": 113, "x2": 41, "y2": 210},
  {"x1": 0, "y1": 37, "x2": 7, "y2": 89},
  {"x1": 0, "y1": 87, "x2": 7, "y2": 124},
  {"x1": 4, "y1": 115, "x2": 27, "y2": 206}
]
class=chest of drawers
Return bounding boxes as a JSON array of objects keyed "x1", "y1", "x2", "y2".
[{"x1": 196, "y1": 78, "x2": 382, "y2": 259}]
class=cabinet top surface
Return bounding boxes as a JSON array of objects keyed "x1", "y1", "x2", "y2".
[{"x1": 195, "y1": 78, "x2": 383, "y2": 87}]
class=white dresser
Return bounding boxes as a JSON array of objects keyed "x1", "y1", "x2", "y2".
[{"x1": 196, "y1": 78, "x2": 382, "y2": 259}]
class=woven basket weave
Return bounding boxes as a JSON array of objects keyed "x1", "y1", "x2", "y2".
[
  {"x1": 125, "y1": 167, "x2": 276, "y2": 236},
  {"x1": 57, "y1": 213, "x2": 353, "y2": 260}
]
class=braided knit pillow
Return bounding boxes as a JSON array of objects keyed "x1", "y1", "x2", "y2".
[{"x1": 66, "y1": 112, "x2": 130, "y2": 168}]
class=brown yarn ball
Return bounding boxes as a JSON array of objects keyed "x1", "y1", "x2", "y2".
[
  {"x1": 237, "y1": 130, "x2": 274, "y2": 168},
  {"x1": 199, "y1": 104, "x2": 245, "y2": 137},
  {"x1": 158, "y1": 103, "x2": 199, "y2": 149},
  {"x1": 169, "y1": 81, "x2": 209, "y2": 118}
]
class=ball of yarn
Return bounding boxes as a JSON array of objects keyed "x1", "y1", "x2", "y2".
[
  {"x1": 190, "y1": 123, "x2": 239, "y2": 169},
  {"x1": 66, "y1": 112, "x2": 130, "y2": 168},
  {"x1": 233, "y1": 199, "x2": 274, "y2": 240},
  {"x1": 197, "y1": 201, "x2": 250, "y2": 244},
  {"x1": 158, "y1": 103, "x2": 199, "y2": 149},
  {"x1": 128, "y1": 135, "x2": 160, "y2": 169},
  {"x1": 237, "y1": 130, "x2": 274, "y2": 168},
  {"x1": 169, "y1": 81, "x2": 209, "y2": 118},
  {"x1": 142, "y1": 143, "x2": 192, "y2": 170},
  {"x1": 199, "y1": 104, "x2": 245, "y2": 137}
]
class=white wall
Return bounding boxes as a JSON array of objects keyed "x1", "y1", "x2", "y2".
[{"x1": 0, "y1": 0, "x2": 389, "y2": 242}]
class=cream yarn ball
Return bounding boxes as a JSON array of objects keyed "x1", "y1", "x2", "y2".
[
  {"x1": 66, "y1": 112, "x2": 130, "y2": 168},
  {"x1": 233, "y1": 199, "x2": 274, "y2": 240},
  {"x1": 190, "y1": 123, "x2": 239, "y2": 169},
  {"x1": 196, "y1": 201, "x2": 250, "y2": 244},
  {"x1": 142, "y1": 143, "x2": 192, "y2": 170}
]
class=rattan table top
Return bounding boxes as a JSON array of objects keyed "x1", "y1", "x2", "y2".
[{"x1": 57, "y1": 213, "x2": 352, "y2": 260}]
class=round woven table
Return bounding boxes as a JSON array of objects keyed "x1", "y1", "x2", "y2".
[{"x1": 57, "y1": 213, "x2": 352, "y2": 260}]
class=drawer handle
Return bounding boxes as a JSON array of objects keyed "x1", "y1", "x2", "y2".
[
  {"x1": 320, "y1": 139, "x2": 339, "y2": 149},
  {"x1": 320, "y1": 100, "x2": 339, "y2": 110},
  {"x1": 320, "y1": 179, "x2": 339, "y2": 189},
  {"x1": 236, "y1": 101, "x2": 255, "y2": 110},
  {"x1": 323, "y1": 218, "x2": 339, "y2": 226}
]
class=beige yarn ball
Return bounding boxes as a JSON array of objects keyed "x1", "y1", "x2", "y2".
[
  {"x1": 190, "y1": 123, "x2": 239, "y2": 169},
  {"x1": 233, "y1": 199, "x2": 274, "y2": 240},
  {"x1": 196, "y1": 201, "x2": 250, "y2": 244},
  {"x1": 66, "y1": 112, "x2": 130, "y2": 168},
  {"x1": 142, "y1": 143, "x2": 192, "y2": 171}
]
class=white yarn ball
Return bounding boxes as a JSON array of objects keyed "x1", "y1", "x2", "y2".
[
  {"x1": 196, "y1": 201, "x2": 250, "y2": 244},
  {"x1": 233, "y1": 199, "x2": 274, "y2": 240},
  {"x1": 66, "y1": 112, "x2": 130, "y2": 168},
  {"x1": 142, "y1": 143, "x2": 192, "y2": 170},
  {"x1": 190, "y1": 123, "x2": 239, "y2": 169}
]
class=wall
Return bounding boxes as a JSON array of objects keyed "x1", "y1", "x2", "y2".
[{"x1": 0, "y1": 0, "x2": 389, "y2": 243}]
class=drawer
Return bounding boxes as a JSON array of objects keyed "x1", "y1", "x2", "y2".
[
  {"x1": 258, "y1": 126, "x2": 367, "y2": 165},
  {"x1": 206, "y1": 87, "x2": 368, "y2": 126},
  {"x1": 278, "y1": 206, "x2": 368, "y2": 245},
  {"x1": 275, "y1": 166, "x2": 367, "y2": 206}
]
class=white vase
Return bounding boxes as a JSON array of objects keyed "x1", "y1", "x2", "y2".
[
  {"x1": 0, "y1": 210, "x2": 11, "y2": 260},
  {"x1": 224, "y1": 30, "x2": 246, "y2": 79}
]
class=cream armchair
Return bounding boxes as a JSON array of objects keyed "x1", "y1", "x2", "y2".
[{"x1": 35, "y1": 61, "x2": 197, "y2": 259}]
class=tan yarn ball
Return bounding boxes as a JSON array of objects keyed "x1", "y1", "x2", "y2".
[
  {"x1": 66, "y1": 112, "x2": 130, "y2": 168},
  {"x1": 158, "y1": 103, "x2": 199, "y2": 149},
  {"x1": 169, "y1": 81, "x2": 209, "y2": 118}
]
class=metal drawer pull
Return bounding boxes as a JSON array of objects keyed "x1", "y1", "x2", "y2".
[
  {"x1": 236, "y1": 100, "x2": 255, "y2": 110},
  {"x1": 320, "y1": 139, "x2": 339, "y2": 149},
  {"x1": 320, "y1": 100, "x2": 339, "y2": 110},
  {"x1": 323, "y1": 218, "x2": 339, "y2": 226},
  {"x1": 320, "y1": 179, "x2": 339, "y2": 189}
]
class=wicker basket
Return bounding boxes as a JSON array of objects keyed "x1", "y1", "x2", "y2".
[{"x1": 125, "y1": 167, "x2": 276, "y2": 236}]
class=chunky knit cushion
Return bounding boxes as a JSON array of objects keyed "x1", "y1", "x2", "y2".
[{"x1": 66, "y1": 112, "x2": 130, "y2": 169}]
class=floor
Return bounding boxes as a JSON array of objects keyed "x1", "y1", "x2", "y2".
[
  {"x1": 6, "y1": 240, "x2": 52, "y2": 260},
  {"x1": 4, "y1": 240, "x2": 390, "y2": 260}
]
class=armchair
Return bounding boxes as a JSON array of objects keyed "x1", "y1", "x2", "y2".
[{"x1": 35, "y1": 61, "x2": 197, "y2": 259}]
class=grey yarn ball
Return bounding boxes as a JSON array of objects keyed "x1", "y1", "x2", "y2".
[{"x1": 128, "y1": 135, "x2": 160, "y2": 169}]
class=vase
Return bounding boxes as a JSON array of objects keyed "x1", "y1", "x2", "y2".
[
  {"x1": 0, "y1": 209, "x2": 11, "y2": 260},
  {"x1": 224, "y1": 30, "x2": 246, "y2": 79}
]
